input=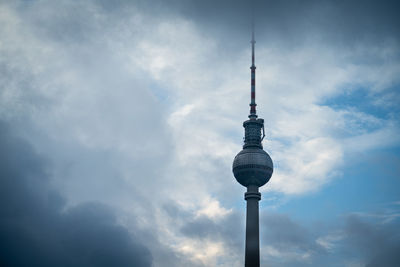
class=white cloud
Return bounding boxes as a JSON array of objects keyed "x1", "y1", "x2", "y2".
[
  {"x1": 195, "y1": 197, "x2": 232, "y2": 220},
  {"x1": 268, "y1": 136, "x2": 343, "y2": 194},
  {"x1": 316, "y1": 232, "x2": 345, "y2": 251},
  {"x1": 263, "y1": 245, "x2": 313, "y2": 263},
  {"x1": 176, "y1": 239, "x2": 226, "y2": 266}
]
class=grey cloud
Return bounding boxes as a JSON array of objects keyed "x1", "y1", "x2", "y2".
[
  {"x1": 176, "y1": 208, "x2": 325, "y2": 266},
  {"x1": 0, "y1": 121, "x2": 152, "y2": 267},
  {"x1": 122, "y1": 0, "x2": 400, "y2": 50},
  {"x1": 261, "y1": 212, "x2": 318, "y2": 251},
  {"x1": 344, "y1": 215, "x2": 400, "y2": 267},
  {"x1": 0, "y1": 0, "x2": 174, "y2": 203},
  {"x1": 181, "y1": 212, "x2": 244, "y2": 248},
  {"x1": 175, "y1": 206, "x2": 322, "y2": 265},
  {"x1": 171, "y1": 203, "x2": 400, "y2": 266},
  {"x1": 0, "y1": 2, "x2": 180, "y2": 264},
  {"x1": 366, "y1": 244, "x2": 400, "y2": 267},
  {"x1": 163, "y1": 202, "x2": 192, "y2": 219},
  {"x1": 259, "y1": 212, "x2": 400, "y2": 266},
  {"x1": 162, "y1": 202, "x2": 244, "y2": 254},
  {"x1": 17, "y1": 0, "x2": 399, "y2": 53}
]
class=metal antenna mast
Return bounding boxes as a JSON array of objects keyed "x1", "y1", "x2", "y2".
[{"x1": 249, "y1": 9, "x2": 257, "y2": 119}]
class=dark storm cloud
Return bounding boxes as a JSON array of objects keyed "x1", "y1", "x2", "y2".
[
  {"x1": 74, "y1": 0, "x2": 400, "y2": 63},
  {"x1": 0, "y1": 122, "x2": 152, "y2": 267},
  {"x1": 113, "y1": 0, "x2": 400, "y2": 50},
  {"x1": 180, "y1": 0, "x2": 400, "y2": 41}
]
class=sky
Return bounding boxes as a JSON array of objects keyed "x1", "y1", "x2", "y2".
[{"x1": 0, "y1": 0, "x2": 399, "y2": 266}]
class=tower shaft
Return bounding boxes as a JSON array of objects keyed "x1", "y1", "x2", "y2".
[{"x1": 245, "y1": 185, "x2": 261, "y2": 267}]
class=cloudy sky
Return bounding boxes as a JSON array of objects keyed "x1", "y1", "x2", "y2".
[{"x1": 0, "y1": 0, "x2": 399, "y2": 266}]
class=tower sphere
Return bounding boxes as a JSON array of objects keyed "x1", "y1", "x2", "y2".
[{"x1": 232, "y1": 148, "x2": 273, "y2": 187}]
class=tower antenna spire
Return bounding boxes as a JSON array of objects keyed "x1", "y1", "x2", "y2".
[{"x1": 249, "y1": 11, "x2": 257, "y2": 119}]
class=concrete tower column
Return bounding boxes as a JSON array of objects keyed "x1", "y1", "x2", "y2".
[{"x1": 244, "y1": 185, "x2": 261, "y2": 267}]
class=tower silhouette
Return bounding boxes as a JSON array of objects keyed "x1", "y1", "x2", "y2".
[{"x1": 232, "y1": 23, "x2": 273, "y2": 267}]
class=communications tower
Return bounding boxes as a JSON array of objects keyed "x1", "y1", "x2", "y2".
[{"x1": 232, "y1": 24, "x2": 274, "y2": 267}]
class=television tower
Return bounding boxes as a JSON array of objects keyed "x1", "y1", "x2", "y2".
[{"x1": 232, "y1": 21, "x2": 273, "y2": 267}]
